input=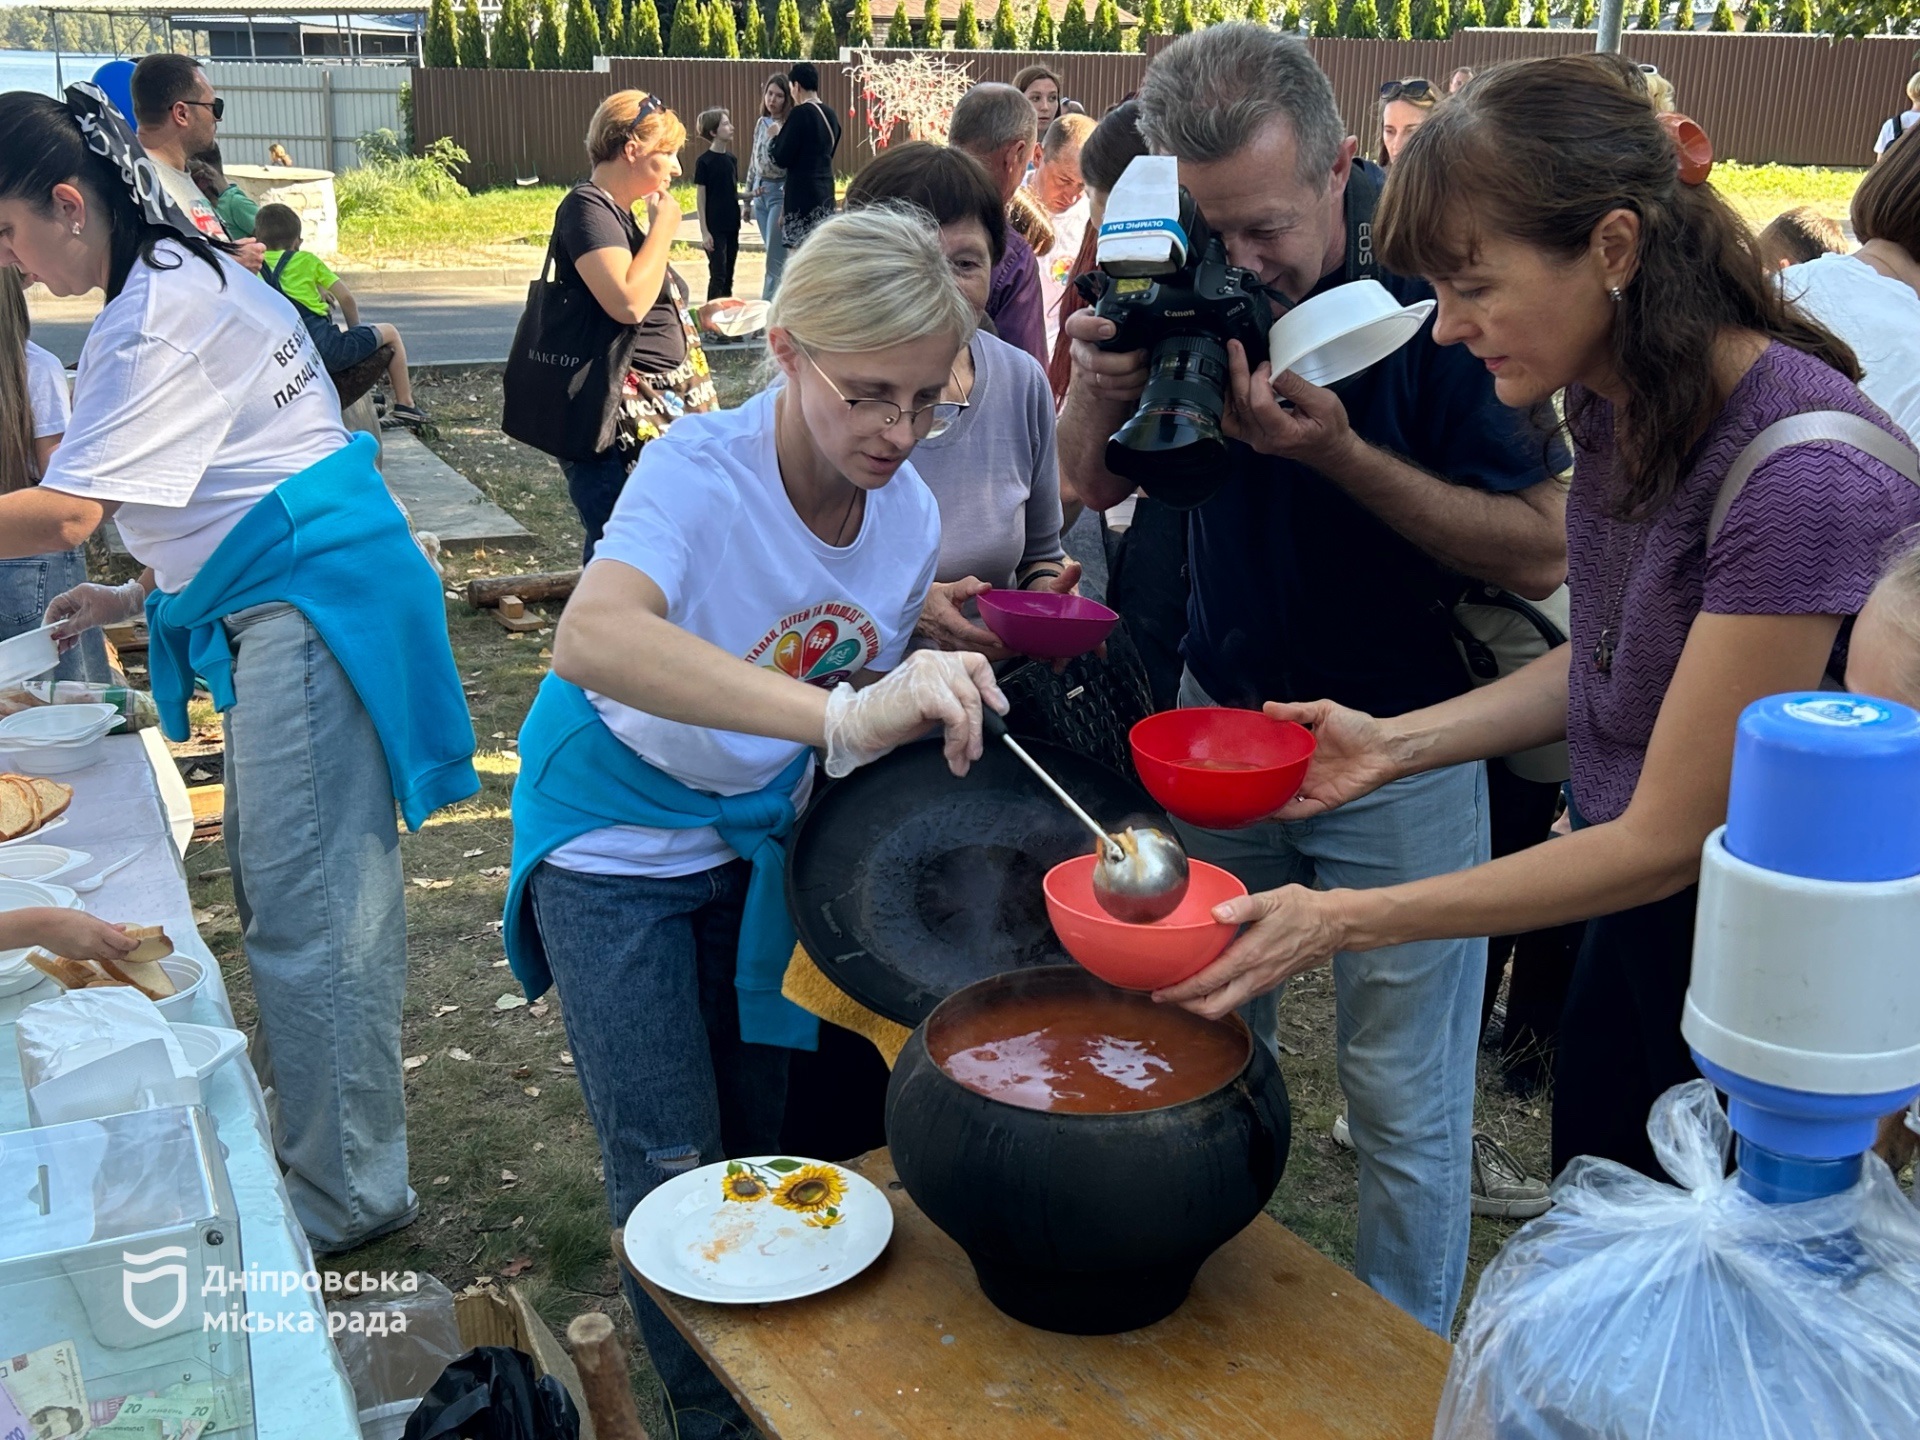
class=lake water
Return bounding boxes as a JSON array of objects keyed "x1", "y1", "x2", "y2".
[{"x1": 0, "y1": 49, "x2": 125, "y2": 97}]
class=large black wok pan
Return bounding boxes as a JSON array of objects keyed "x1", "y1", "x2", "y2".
[{"x1": 785, "y1": 735, "x2": 1170, "y2": 1028}]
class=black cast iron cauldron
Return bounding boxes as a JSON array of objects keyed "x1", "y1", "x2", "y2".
[{"x1": 886, "y1": 966, "x2": 1292, "y2": 1335}]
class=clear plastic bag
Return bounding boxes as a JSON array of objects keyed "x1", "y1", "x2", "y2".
[{"x1": 1437, "y1": 1081, "x2": 1920, "y2": 1440}]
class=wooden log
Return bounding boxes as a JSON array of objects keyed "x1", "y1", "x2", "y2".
[
  {"x1": 569, "y1": 1303, "x2": 650, "y2": 1440},
  {"x1": 467, "y1": 570, "x2": 582, "y2": 609}
]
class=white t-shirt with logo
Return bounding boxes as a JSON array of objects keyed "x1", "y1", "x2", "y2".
[
  {"x1": 154, "y1": 158, "x2": 229, "y2": 241},
  {"x1": 41, "y1": 243, "x2": 351, "y2": 593},
  {"x1": 1782, "y1": 253, "x2": 1920, "y2": 443},
  {"x1": 550, "y1": 387, "x2": 942, "y2": 879},
  {"x1": 1037, "y1": 195, "x2": 1091, "y2": 347},
  {"x1": 24, "y1": 342, "x2": 70, "y2": 439}
]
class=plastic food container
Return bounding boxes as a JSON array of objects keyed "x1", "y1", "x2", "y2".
[
  {"x1": 0, "y1": 875, "x2": 81, "y2": 994},
  {"x1": 0, "y1": 624, "x2": 61, "y2": 692},
  {"x1": 977, "y1": 590, "x2": 1119, "y2": 662},
  {"x1": 1044, "y1": 854, "x2": 1246, "y2": 990},
  {"x1": 1131, "y1": 707, "x2": 1317, "y2": 830},
  {"x1": 0, "y1": 844, "x2": 90, "y2": 884},
  {"x1": 1267, "y1": 279, "x2": 1435, "y2": 389},
  {"x1": 0, "y1": 701, "x2": 120, "y2": 774}
]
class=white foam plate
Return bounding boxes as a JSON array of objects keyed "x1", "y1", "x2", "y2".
[
  {"x1": 0, "y1": 816, "x2": 69, "y2": 847},
  {"x1": 707, "y1": 299, "x2": 770, "y2": 337},
  {"x1": 0, "y1": 875, "x2": 83, "y2": 973},
  {"x1": 1267, "y1": 279, "x2": 1435, "y2": 390},
  {"x1": 151, "y1": 955, "x2": 205, "y2": 1019},
  {"x1": 0, "y1": 625, "x2": 61, "y2": 692},
  {"x1": 170, "y1": 1022, "x2": 248, "y2": 1081},
  {"x1": 0, "y1": 703, "x2": 119, "y2": 743},
  {"x1": 0, "y1": 845, "x2": 90, "y2": 883},
  {"x1": 623, "y1": 1155, "x2": 892, "y2": 1304}
]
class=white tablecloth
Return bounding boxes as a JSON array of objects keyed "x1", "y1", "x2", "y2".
[{"x1": 0, "y1": 733, "x2": 362, "y2": 1439}]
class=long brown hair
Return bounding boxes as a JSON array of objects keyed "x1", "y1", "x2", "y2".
[
  {"x1": 0, "y1": 271, "x2": 39, "y2": 493},
  {"x1": 1376, "y1": 53, "x2": 1858, "y2": 521}
]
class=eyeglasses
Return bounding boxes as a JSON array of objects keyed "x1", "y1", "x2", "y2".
[
  {"x1": 1379, "y1": 79, "x2": 1436, "y2": 104},
  {"x1": 803, "y1": 349, "x2": 967, "y2": 439},
  {"x1": 179, "y1": 97, "x2": 225, "y2": 122},
  {"x1": 624, "y1": 92, "x2": 666, "y2": 141}
]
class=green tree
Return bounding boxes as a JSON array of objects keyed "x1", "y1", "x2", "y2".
[
  {"x1": 1092, "y1": 0, "x2": 1123, "y2": 44},
  {"x1": 744, "y1": 0, "x2": 770, "y2": 50},
  {"x1": 532, "y1": 0, "x2": 565, "y2": 64},
  {"x1": 669, "y1": 0, "x2": 707, "y2": 50},
  {"x1": 604, "y1": 0, "x2": 628, "y2": 51},
  {"x1": 848, "y1": 0, "x2": 875, "y2": 42},
  {"x1": 1137, "y1": 0, "x2": 1167, "y2": 30},
  {"x1": 1570, "y1": 0, "x2": 1593, "y2": 23},
  {"x1": 710, "y1": 0, "x2": 741, "y2": 52},
  {"x1": 992, "y1": 0, "x2": 1021, "y2": 42},
  {"x1": 1632, "y1": 0, "x2": 1657, "y2": 24},
  {"x1": 1387, "y1": 0, "x2": 1413, "y2": 33},
  {"x1": 1528, "y1": 0, "x2": 1549, "y2": 23},
  {"x1": 953, "y1": 0, "x2": 980, "y2": 42},
  {"x1": 1674, "y1": 0, "x2": 1694, "y2": 25},
  {"x1": 424, "y1": 0, "x2": 459, "y2": 65},
  {"x1": 562, "y1": 0, "x2": 601, "y2": 63},
  {"x1": 1202, "y1": 0, "x2": 1227, "y2": 21},
  {"x1": 1779, "y1": 0, "x2": 1809, "y2": 26},
  {"x1": 1708, "y1": 0, "x2": 1734, "y2": 23},
  {"x1": 775, "y1": 0, "x2": 806, "y2": 50},
  {"x1": 630, "y1": 0, "x2": 664, "y2": 49},
  {"x1": 457, "y1": 0, "x2": 489, "y2": 64},
  {"x1": 1245, "y1": 0, "x2": 1270, "y2": 22},
  {"x1": 810, "y1": 1, "x2": 838, "y2": 53},
  {"x1": 492, "y1": 0, "x2": 534, "y2": 63},
  {"x1": 1747, "y1": 0, "x2": 1770, "y2": 26},
  {"x1": 1342, "y1": 0, "x2": 1380, "y2": 31},
  {"x1": 1061, "y1": 0, "x2": 1092, "y2": 42},
  {"x1": 922, "y1": 0, "x2": 943, "y2": 43},
  {"x1": 1031, "y1": 1, "x2": 1059, "y2": 43},
  {"x1": 887, "y1": 1, "x2": 914, "y2": 42},
  {"x1": 1420, "y1": 0, "x2": 1450, "y2": 30},
  {"x1": 1491, "y1": 0, "x2": 1518, "y2": 24},
  {"x1": 1459, "y1": 0, "x2": 1485, "y2": 22},
  {"x1": 1172, "y1": 0, "x2": 1199, "y2": 27}
]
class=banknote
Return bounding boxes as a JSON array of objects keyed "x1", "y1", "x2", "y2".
[{"x1": 0, "y1": 1342, "x2": 88, "y2": 1440}]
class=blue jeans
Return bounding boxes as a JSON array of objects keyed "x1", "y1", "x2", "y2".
[
  {"x1": 222, "y1": 602, "x2": 414, "y2": 1253},
  {"x1": 530, "y1": 859, "x2": 789, "y2": 1440},
  {"x1": 0, "y1": 547, "x2": 110, "y2": 684},
  {"x1": 560, "y1": 452, "x2": 633, "y2": 565},
  {"x1": 1176, "y1": 671, "x2": 1489, "y2": 1335},
  {"x1": 752, "y1": 182, "x2": 787, "y2": 299}
]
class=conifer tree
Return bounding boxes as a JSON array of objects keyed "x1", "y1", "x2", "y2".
[
  {"x1": 493, "y1": 0, "x2": 535, "y2": 62},
  {"x1": 669, "y1": 0, "x2": 707, "y2": 50},
  {"x1": 744, "y1": 0, "x2": 769, "y2": 51},
  {"x1": 562, "y1": 0, "x2": 600, "y2": 64},
  {"x1": 1675, "y1": 0, "x2": 1694, "y2": 26},
  {"x1": 1748, "y1": 0, "x2": 1771, "y2": 26},
  {"x1": 1061, "y1": 0, "x2": 1092, "y2": 43},
  {"x1": 1570, "y1": 0, "x2": 1593, "y2": 24},
  {"x1": 774, "y1": 0, "x2": 805, "y2": 50},
  {"x1": 810, "y1": 2, "x2": 838, "y2": 54},
  {"x1": 1137, "y1": 0, "x2": 1167, "y2": 27},
  {"x1": 922, "y1": 0, "x2": 943, "y2": 43},
  {"x1": 1387, "y1": 0, "x2": 1412, "y2": 34},
  {"x1": 1459, "y1": 0, "x2": 1485, "y2": 23},
  {"x1": 1708, "y1": 0, "x2": 1734, "y2": 25},
  {"x1": 1342, "y1": 0, "x2": 1380, "y2": 32},
  {"x1": 1282, "y1": 0, "x2": 1302, "y2": 25},
  {"x1": 1031, "y1": 1, "x2": 1058, "y2": 44},
  {"x1": 1092, "y1": 0, "x2": 1122, "y2": 44},
  {"x1": 1528, "y1": 0, "x2": 1549, "y2": 24},
  {"x1": 532, "y1": 0, "x2": 564, "y2": 65},
  {"x1": 1492, "y1": 0, "x2": 1519, "y2": 26},
  {"x1": 603, "y1": 0, "x2": 627, "y2": 51},
  {"x1": 425, "y1": 0, "x2": 459, "y2": 65},
  {"x1": 992, "y1": 0, "x2": 1021, "y2": 43},
  {"x1": 1171, "y1": 0, "x2": 1198, "y2": 28},
  {"x1": 1245, "y1": 0, "x2": 1270, "y2": 22},
  {"x1": 1632, "y1": 0, "x2": 1659, "y2": 27},
  {"x1": 848, "y1": 0, "x2": 875, "y2": 43},
  {"x1": 458, "y1": 0, "x2": 489, "y2": 65},
  {"x1": 1202, "y1": 0, "x2": 1227, "y2": 22},
  {"x1": 888, "y1": 1, "x2": 914, "y2": 43},
  {"x1": 710, "y1": 0, "x2": 740, "y2": 53}
]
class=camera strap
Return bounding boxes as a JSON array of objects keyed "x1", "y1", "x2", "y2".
[{"x1": 1342, "y1": 160, "x2": 1384, "y2": 287}]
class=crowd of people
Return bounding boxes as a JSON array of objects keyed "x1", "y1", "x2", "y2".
[{"x1": 7, "y1": 31, "x2": 1920, "y2": 1440}]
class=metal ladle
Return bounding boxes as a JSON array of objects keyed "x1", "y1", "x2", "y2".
[{"x1": 983, "y1": 710, "x2": 1190, "y2": 923}]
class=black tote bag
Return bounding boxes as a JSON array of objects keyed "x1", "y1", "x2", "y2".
[{"x1": 501, "y1": 234, "x2": 638, "y2": 462}]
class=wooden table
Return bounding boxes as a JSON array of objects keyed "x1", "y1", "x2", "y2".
[{"x1": 630, "y1": 1149, "x2": 1450, "y2": 1439}]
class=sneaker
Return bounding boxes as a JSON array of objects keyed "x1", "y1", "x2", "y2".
[
  {"x1": 1332, "y1": 1105, "x2": 1352, "y2": 1150},
  {"x1": 1471, "y1": 1131, "x2": 1551, "y2": 1220},
  {"x1": 381, "y1": 402, "x2": 429, "y2": 430}
]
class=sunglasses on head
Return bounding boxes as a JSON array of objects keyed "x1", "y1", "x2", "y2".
[
  {"x1": 180, "y1": 96, "x2": 225, "y2": 121},
  {"x1": 1379, "y1": 79, "x2": 1436, "y2": 104},
  {"x1": 625, "y1": 92, "x2": 667, "y2": 140}
]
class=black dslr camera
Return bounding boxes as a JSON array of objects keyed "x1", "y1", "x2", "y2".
[{"x1": 1077, "y1": 187, "x2": 1277, "y2": 504}]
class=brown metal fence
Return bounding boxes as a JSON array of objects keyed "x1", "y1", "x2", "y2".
[{"x1": 411, "y1": 31, "x2": 1920, "y2": 191}]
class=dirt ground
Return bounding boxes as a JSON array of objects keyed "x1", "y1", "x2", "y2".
[{"x1": 160, "y1": 358, "x2": 1555, "y2": 1432}]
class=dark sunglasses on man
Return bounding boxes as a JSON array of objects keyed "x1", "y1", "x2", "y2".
[
  {"x1": 1379, "y1": 78, "x2": 1436, "y2": 104},
  {"x1": 179, "y1": 96, "x2": 226, "y2": 122}
]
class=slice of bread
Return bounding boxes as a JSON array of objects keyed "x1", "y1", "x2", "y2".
[
  {"x1": 124, "y1": 925, "x2": 173, "y2": 965},
  {"x1": 27, "y1": 778, "x2": 72, "y2": 823},
  {"x1": 25, "y1": 950, "x2": 103, "y2": 989},
  {"x1": 0, "y1": 777, "x2": 36, "y2": 840},
  {"x1": 97, "y1": 950, "x2": 177, "y2": 999}
]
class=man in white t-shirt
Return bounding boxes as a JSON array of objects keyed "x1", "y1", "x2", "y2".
[
  {"x1": 1875, "y1": 72, "x2": 1920, "y2": 161},
  {"x1": 130, "y1": 53, "x2": 264, "y2": 271}
]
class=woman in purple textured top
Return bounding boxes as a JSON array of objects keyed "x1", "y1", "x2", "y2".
[{"x1": 1148, "y1": 55, "x2": 1920, "y2": 1181}]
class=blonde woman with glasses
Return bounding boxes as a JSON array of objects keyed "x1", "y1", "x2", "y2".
[{"x1": 504, "y1": 206, "x2": 1003, "y2": 1440}]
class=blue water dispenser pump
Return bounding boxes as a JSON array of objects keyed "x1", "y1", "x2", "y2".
[{"x1": 1683, "y1": 693, "x2": 1920, "y2": 1205}]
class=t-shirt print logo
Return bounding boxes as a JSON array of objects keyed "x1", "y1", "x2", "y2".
[{"x1": 745, "y1": 601, "x2": 882, "y2": 689}]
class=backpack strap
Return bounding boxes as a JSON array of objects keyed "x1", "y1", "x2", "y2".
[{"x1": 1707, "y1": 409, "x2": 1920, "y2": 549}]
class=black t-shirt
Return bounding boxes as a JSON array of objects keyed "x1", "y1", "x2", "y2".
[
  {"x1": 693, "y1": 150, "x2": 741, "y2": 234},
  {"x1": 550, "y1": 183, "x2": 686, "y2": 374},
  {"x1": 769, "y1": 99, "x2": 841, "y2": 225},
  {"x1": 1183, "y1": 263, "x2": 1563, "y2": 718}
]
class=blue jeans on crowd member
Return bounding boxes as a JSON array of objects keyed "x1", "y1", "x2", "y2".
[
  {"x1": 222, "y1": 601, "x2": 416, "y2": 1254},
  {"x1": 753, "y1": 182, "x2": 788, "y2": 299},
  {"x1": 1175, "y1": 671, "x2": 1489, "y2": 1336},
  {"x1": 561, "y1": 452, "x2": 633, "y2": 565},
  {"x1": 0, "y1": 548, "x2": 111, "y2": 684},
  {"x1": 530, "y1": 858, "x2": 789, "y2": 1440}
]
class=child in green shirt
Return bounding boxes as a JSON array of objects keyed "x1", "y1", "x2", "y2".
[{"x1": 254, "y1": 203, "x2": 426, "y2": 427}]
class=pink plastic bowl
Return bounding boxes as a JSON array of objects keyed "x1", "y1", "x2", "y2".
[
  {"x1": 1044, "y1": 854, "x2": 1247, "y2": 991},
  {"x1": 1130, "y1": 707, "x2": 1317, "y2": 830},
  {"x1": 976, "y1": 590, "x2": 1119, "y2": 662}
]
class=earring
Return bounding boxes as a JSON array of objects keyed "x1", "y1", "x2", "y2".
[
  {"x1": 71, "y1": 222, "x2": 82, "y2": 236},
  {"x1": 1608, "y1": 286, "x2": 1624, "y2": 303}
]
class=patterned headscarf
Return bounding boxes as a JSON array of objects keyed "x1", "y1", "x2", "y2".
[{"x1": 63, "y1": 80, "x2": 205, "y2": 241}]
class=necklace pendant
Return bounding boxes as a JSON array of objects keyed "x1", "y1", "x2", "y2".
[{"x1": 1593, "y1": 628, "x2": 1615, "y2": 675}]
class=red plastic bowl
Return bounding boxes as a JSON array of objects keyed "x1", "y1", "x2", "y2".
[
  {"x1": 1044, "y1": 854, "x2": 1247, "y2": 991},
  {"x1": 976, "y1": 590, "x2": 1119, "y2": 661},
  {"x1": 1130, "y1": 707, "x2": 1317, "y2": 830}
]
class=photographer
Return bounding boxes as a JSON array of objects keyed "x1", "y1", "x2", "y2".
[{"x1": 1057, "y1": 25, "x2": 1565, "y2": 1336}]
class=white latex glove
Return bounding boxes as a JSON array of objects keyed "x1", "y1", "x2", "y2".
[
  {"x1": 823, "y1": 650, "x2": 1007, "y2": 779},
  {"x1": 44, "y1": 579, "x2": 146, "y2": 654}
]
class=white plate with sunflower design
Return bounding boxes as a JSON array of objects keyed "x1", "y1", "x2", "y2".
[{"x1": 622, "y1": 1155, "x2": 894, "y2": 1304}]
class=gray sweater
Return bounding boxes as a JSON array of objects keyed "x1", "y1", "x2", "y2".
[{"x1": 909, "y1": 331, "x2": 1066, "y2": 589}]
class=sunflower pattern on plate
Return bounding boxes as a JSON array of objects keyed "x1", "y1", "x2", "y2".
[{"x1": 721, "y1": 1158, "x2": 849, "y2": 1229}]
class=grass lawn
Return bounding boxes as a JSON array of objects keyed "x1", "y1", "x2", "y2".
[
  {"x1": 127, "y1": 355, "x2": 1548, "y2": 1429},
  {"x1": 332, "y1": 164, "x2": 1867, "y2": 267}
]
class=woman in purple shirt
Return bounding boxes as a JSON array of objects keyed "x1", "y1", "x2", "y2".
[{"x1": 1151, "y1": 55, "x2": 1920, "y2": 1180}]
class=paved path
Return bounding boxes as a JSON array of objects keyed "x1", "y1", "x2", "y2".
[{"x1": 27, "y1": 250, "x2": 770, "y2": 367}]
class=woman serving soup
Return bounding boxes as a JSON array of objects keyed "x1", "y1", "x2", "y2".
[
  {"x1": 504, "y1": 207, "x2": 1001, "y2": 1440},
  {"x1": 1160, "y1": 55, "x2": 1920, "y2": 1182}
]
